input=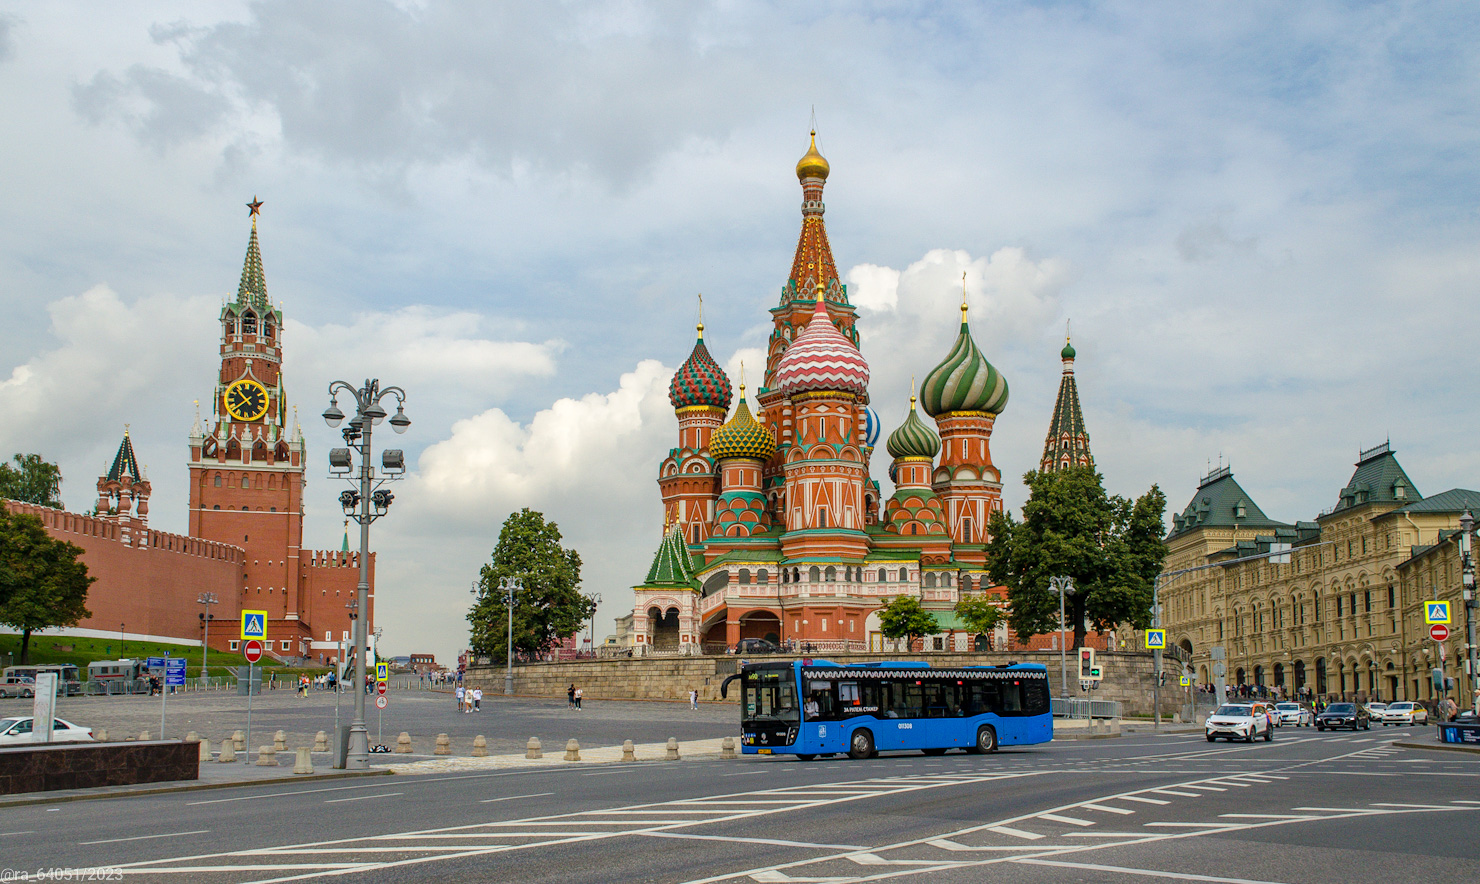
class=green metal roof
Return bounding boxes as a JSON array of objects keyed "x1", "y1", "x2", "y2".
[
  {"x1": 1389, "y1": 487, "x2": 1480, "y2": 515},
  {"x1": 641, "y1": 526, "x2": 698, "y2": 587},
  {"x1": 1327, "y1": 443, "x2": 1421, "y2": 516},
  {"x1": 1169, "y1": 466, "x2": 1289, "y2": 538},
  {"x1": 106, "y1": 432, "x2": 142, "y2": 483}
]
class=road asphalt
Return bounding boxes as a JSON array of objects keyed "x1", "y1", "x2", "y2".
[{"x1": 3, "y1": 720, "x2": 1477, "y2": 883}]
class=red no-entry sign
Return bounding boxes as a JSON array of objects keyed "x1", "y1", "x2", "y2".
[
  {"x1": 242, "y1": 639, "x2": 264, "y2": 663},
  {"x1": 376, "y1": 681, "x2": 387, "y2": 696},
  {"x1": 1429, "y1": 624, "x2": 1450, "y2": 642}
]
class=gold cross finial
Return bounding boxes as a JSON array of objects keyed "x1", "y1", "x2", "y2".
[
  {"x1": 1066, "y1": 318, "x2": 1072, "y2": 344},
  {"x1": 697, "y1": 293, "x2": 704, "y2": 338},
  {"x1": 909, "y1": 375, "x2": 917, "y2": 408},
  {"x1": 739, "y1": 360, "x2": 745, "y2": 395},
  {"x1": 961, "y1": 271, "x2": 969, "y2": 320},
  {"x1": 124, "y1": 423, "x2": 130, "y2": 437}
]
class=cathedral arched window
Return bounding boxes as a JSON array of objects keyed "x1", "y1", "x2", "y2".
[
  {"x1": 793, "y1": 568, "x2": 800, "y2": 583},
  {"x1": 961, "y1": 575, "x2": 973, "y2": 592},
  {"x1": 878, "y1": 568, "x2": 888, "y2": 583},
  {"x1": 925, "y1": 573, "x2": 937, "y2": 588},
  {"x1": 756, "y1": 569, "x2": 767, "y2": 585},
  {"x1": 824, "y1": 566, "x2": 836, "y2": 581},
  {"x1": 738, "y1": 569, "x2": 750, "y2": 585},
  {"x1": 808, "y1": 566, "x2": 820, "y2": 583}
]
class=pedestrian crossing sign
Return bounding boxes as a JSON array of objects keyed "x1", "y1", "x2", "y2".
[
  {"x1": 376, "y1": 662, "x2": 388, "y2": 683},
  {"x1": 1180, "y1": 674, "x2": 1191, "y2": 687},
  {"x1": 1144, "y1": 629, "x2": 1166, "y2": 650},
  {"x1": 1425, "y1": 601, "x2": 1451, "y2": 624},
  {"x1": 241, "y1": 609, "x2": 268, "y2": 640}
]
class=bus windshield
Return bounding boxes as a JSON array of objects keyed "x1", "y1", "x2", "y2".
[{"x1": 743, "y1": 669, "x2": 799, "y2": 725}]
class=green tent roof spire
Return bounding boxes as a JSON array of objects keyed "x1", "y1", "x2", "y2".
[
  {"x1": 106, "y1": 427, "x2": 143, "y2": 483},
  {"x1": 236, "y1": 196, "x2": 270, "y2": 309},
  {"x1": 642, "y1": 522, "x2": 697, "y2": 586}
]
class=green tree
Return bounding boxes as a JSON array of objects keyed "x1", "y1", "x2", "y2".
[
  {"x1": 0, "y1": 454, "x2": 64, "y2": 508},
  {"x1": 986, "y1": 466, "x2": 1166, "y2": 649},
  {"x1": 467, "y1": 508, "x2": 594, "y2": 660},
  {"x1": 877, "y1": 595, "x2": 939, "y2": 653},
  {"x1": 953, "y1": 592, "x2": 1003, "y2": 645},
  {"x1": 0, "y1": 509, "x2": 94, "y2": 663}
]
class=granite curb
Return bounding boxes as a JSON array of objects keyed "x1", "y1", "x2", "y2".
[
  {"x1": 1391, "y1": 740, "x2": 1480, "y2": 755},
  {"x1": 0, "y1": 767, "x2": 392, "y2": 808}
]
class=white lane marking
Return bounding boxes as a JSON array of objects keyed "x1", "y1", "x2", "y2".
[
  {"x1": 638, "y1": 832, "x2": 868, "y2": 850},
  {"x1": 0, "y1": 831, "x2": 37, "y2": 837},
  {"x1": 1144, "y1": 821, "x2": 1243, "y2": 828},
  {"x1": 478, "y1": 792, "x2": 554, "y2": 804},
  {"x1": 927, "y1": 839, "x2": 1039, "y2": 852},
  {"x1": 80, "y1": 829, "x2": 209, "y2": 845},
  {"x1": 1207, "y1": 779, "x2": 1250, "y2": 787},
  {"x1": 1038, "y1": 813, "x2": 1094, "y2": 826},
  {"x1": 1152, "y1": 789, "x2": 1201, "y2": 797},
  {"x1": 1370, "y1": 802, "x2": 1456, "y2": 809},
  {"x1": 1455, "y1": 800, "x2": 1480, "y2": 804},
  {"x1": 1014, "y1": 857, "x2": 1293, "y2": 884},
  {"x1": 1082, "y1": 803, "x2": 1135, "y2": 815},
  {"x1": 987, "y1": 825, "x2": 1043, "y2": 840},
  {"x1": 1292, "y1": 806, "x2": 1380, "y2": 813},
  {"x1": 721, "y1": 771, "x2": 768, "y2": 776},
  {"x1": 1182, "y1": 785, "x2": 1227, "y2": 792},
  {"x1": 1117, "y1": 795, "x2": 1171, "y2": 805},
  {"x1": 1220, "y1": 814, "x2": 1315, "y2": 819},
  {"x1": 324, "y1": 792, "x2": 403, "y2": 804},
  {"x1": 188, "y1": 783, "x2": 396, "y2": 805}
]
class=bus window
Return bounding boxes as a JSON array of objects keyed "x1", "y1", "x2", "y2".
[
  {"x1": 838, "y1": 681, "x2": 860, "y2": 706},
  {"x1": 743, "y1": 671, "x2": 799, "y2": 724}
]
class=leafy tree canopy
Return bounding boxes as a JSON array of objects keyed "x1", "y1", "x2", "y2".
[
  {"x1": 953, "y1": 592, "x2": 1003, "y2": 638},
  {"x1": 877, "y1": 595, "x2": 939, "y2": 652},
  {"x1": 986, "y1": 466, "x2": 1166, "y2": 649},
  {"x1": 0, "y1": 508, "x2": 93, "y2": 663},
  {"x1": 0, "y1": 454, "x2": 63, "y2": 509},
  {"x1": 467, "y1": 508, "x2": 595, "y2": 660}
]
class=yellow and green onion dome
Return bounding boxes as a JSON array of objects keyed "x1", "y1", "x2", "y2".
[
  {"x1": 709, "y1": 388, "x2": 776, "y2": 461},
  {"x1": 886, "y1": 396, "x2": 940, "y2": 459},
  {"x1": 920, "y1": 306, "x2": 1008, "y2": 416},
  {"x1": 669, "y1": 324, "x2": 733, "y2": 411}
]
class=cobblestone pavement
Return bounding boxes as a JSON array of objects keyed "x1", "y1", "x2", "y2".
[{"x1": 1, "y1": 687, "x2": 737, "y2": 755}]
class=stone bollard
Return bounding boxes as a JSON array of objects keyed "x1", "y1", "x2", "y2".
[
  {"x1": 472, "y1": 735, "x2": 488, "y2": 757},
  {"x1": 395, "y1": 732, "x2": 413, "y2": 754},
  {"x1": 198, "y1": 738, "x2": 212, "y2": 764},
  {"x1": 273, "y1": 730, "x2": 287, "y2": 752},
  {"x1": 218, "y1": 740, "x2": 237, "y2": 763},
  {"x1": 293, "y1": 747, "x2": 314, "y2": 775},
  {"x1": 186, "y1": 730, "x2": 199, "y2": 743},
  {"x1": 314, "y1": 731, "x2": 329, "y2": 752},
  {"x1": 232, "y1": 730, "x2": 246, "y2": 752},
  {"x1": 434, "y1": 734, "x2": 452, "y2": 756},
  {"x1": 564, "y1": 739, "x2": 581, "y2": 761},
  {"x1": 255, "y1": 746, "x2": 278, "y2": 767},
  {"x1": 666, "y1": 737, "x2": 680, "y2": 761},
  {"x1": 139, "y1": 730, "x2": 151, "y2": 741},
  {"x1": 622, "y1": 740, "x2": 636, "y2": 762},
  {"x1": 526, "y1": 737, "x2": 542, "y2": 759},
  {"x1": 95, "y1": 727, "x2": 108, "y2": 742},
  {"x1": 721, "y1": 736, "x2": 735, "y2": 759}
]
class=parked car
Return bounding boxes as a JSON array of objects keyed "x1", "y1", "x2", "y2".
[
  {"x1": 0, "y1": 676, "x2": 36, "y2": 699},
  {"x1": 1275, "y1": 702, "x2": 1314, "y2": 727},
  {"x1": 733, "y1": 638, "x2": 781, "y2": 655},
  {"x1": 1206, "y1": 702, "x2": 1274, "y2": 742},
  {"x1": 1381, "y1": 701, "x2": 1428, "y2": 726},
  {"x1": 0, "y1": 716, "x2": 96, "y2": 744},
  {"x1": 1316, "y1": 702, "x2": 1370, "y2": 731}
]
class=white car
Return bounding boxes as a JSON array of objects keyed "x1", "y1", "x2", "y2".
[
  {"x1": 1365, "y1": 702, "x2": 1388, "y2": 721},
  {"x1": 1381, "y1": 701, "x2": 1428, "y2": 726},
  {"x1": 1274, "y1": 702, "x2": 1313, "y2": 727},
  {"x1": 1206, "y1": 702, "x2": 1274, "y2": 743},
  {"x1": 0, "y1": 716, "x2": 96, "y2": 744}
]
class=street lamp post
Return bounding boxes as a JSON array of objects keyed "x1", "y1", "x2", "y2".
[
  {"x1": 120, "y1": 623, "x2": 126, "y2": 659},
  {"x1": 1049, "y1": 577, "x2": 1075, "y2": 704},
  {"x1": 197, "y1": 593, "x2": 219, "y2": 680},
  {"x1": 588, "y1": 593, "x2": 601, "y2": 655},
  {"x1": 1460, "y1": 509, "x2": 1477, "y2": 716},
  {"x1": 323, "y1": 378, "x2": 410, "y2": 771},
  {"x1": 501, "y1": 576, "x2": 523, "y2": 695}
]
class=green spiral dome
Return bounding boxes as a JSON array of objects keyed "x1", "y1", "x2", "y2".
[
  {"x1": 709, "y1": 395, "x2": 776, "y2": 461},
  {"x1": 920, "y1": 315, "x2": 1008, "y2": 416},
  {"x1": 886, "y1": 398, "x2": 940, "y2": 459}
]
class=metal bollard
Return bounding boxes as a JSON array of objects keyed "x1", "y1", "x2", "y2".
[
  {"x1": 472, "y1": 735, "x2": 489, "y2": 757},
  {"x1": 622, "y1": 739, "x2": 636, "y2": 762},
  {"x1": 232, "y1": 730, "x2": 246, "y2": 752},
  {"x1": 314, "y1": 731, "x2": 329, "y2": 752},
  {"x1": 721, "y1": 736, "x2": 736, "y2": 759},
  {"x1": 564, "y1": 739, "x2": 581, "y2": 761},
  {"x1": 526, "y1": 737, "x2": 542, "y2": 759},
  {"x1": 293, "y1": 747, "x2": 314, "y2": 775},
  {"x1": 434, "y1": 734, "x2": 452, "y2": 756},
  {"x1": 198, "y1": 738, "x2": 212, "y2": 763},
  {"x1": 666, "y1": 737, "x2": 680, "y2": 761},
  {"x1": 273, "y1": 730, "x2": 288, "y2": 752},
  {"x1": 255, "y1": 746, "x2": 278, "y2": 767},
  {"x1": 218, "y1": 740, "x2": 237, "y2": 763}
]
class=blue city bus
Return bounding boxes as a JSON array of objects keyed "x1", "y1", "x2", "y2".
[{"x1": 722, "y1": 659, "x2": 1052, "y2": 759}]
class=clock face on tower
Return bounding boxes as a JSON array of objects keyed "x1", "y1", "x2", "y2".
[{"x1": 224, "y1": 379, "x2": 270, "y2": 422}]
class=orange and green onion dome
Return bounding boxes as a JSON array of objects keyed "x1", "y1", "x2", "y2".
[
  {"x1": 709, "y1": 390, "x2": 776, "y2": 461},
  {"x1": 886, "y1": 396, "x2": 941, "y2": 459},
  {"x1": 919, "y1": 307, "x2": 1008, "y2": 416},
  {"x1": 668, "y1": 324, "x2": 732, "y2": 410}
]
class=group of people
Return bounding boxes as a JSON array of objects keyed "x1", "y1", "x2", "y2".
[
  {"x1": 454, "y1": 684, "x2": 484, "y2": 712},
  {"x1": 567, "y1": 684, "x2": 584, "y2": 709}
]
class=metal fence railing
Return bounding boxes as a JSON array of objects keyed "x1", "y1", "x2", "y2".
[{"x1": 1051, "y1": 697, "x2": 1122, "y2": 719}]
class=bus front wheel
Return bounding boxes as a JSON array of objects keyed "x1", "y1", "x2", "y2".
[
  {"x1": 968, "y1": 726, "x2": 998, "y2": 754},
  {"x1": 849, "y1": 729, "x2": 876, "y2": 760},
  {"x1": 795, "y1": 754, "x2": 816, "y2": 761}
]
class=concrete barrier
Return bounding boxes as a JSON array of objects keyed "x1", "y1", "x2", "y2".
[
  {"x1": 218, "y1": 740, "x2": 236, "y2": 763},
  {"x1": 622, "y1": 739, "x2": 636, "y2": 762},
  {"x1": 721, "y1": 736, "x2": 735, "y2": 759},
  {"x1": 314, "y1": 731, "x2": 329, "y2": 752},
  {"x1": 395, "y1": 733, "x2": 413, "y2": 754},
  {"x1": 273, "y1": 730, "x2": 287, "y2": 752},
  {"x1": 293, "y1": 747, "x2": 314, "y2": 775},
  {"x1": 434, "y1": 734, "x2": 451, "y2": 756},
  {"x1": 95, "y1": 728, "x2": 107, "y2": 742},
  {"x1": 666, "y1": 737, "x2": 679, "y2": 761},
  {"x1": 198, "y1": 739, "x2": 212, "y2": 763},
  {"x1": 472, "y1": 735, "x2": 488, "y2": 757},
  {"x1": 186, "y1": 731, "x2": 199, "y2": 743},
  {"x1": 138, "y1": 730, "x2": 150, "y2": 741},
  {"x1": 564, "y1": 739, "x2": 581, "y2": 761},
  {"x1": 526, "y1": 737, "x2": 542, "y2": 759},
  {"x1": 255, "y1": 746, "x2": 277, "y2": 767},
  {"x1": 231, "y1": 730, "x2": 245, "y2": 752}
]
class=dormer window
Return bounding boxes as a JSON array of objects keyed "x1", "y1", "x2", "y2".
[
  {"x1": 1235, "y1": 501, "x2": 1247, "y2": 519},
  {"x1": 1393, "y1": 479, "x2": 1406, "y2": 500}
]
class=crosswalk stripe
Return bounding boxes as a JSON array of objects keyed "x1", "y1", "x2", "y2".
[
  {"x1": 1081, "y1": 803, "x2": 1135, "y2": 815},
  {"x1": 988, "y1": 825, "x2": 1044, "y2": 840},
  {"x1": 1038, "y1": 813, "x2": 1094, "y2": 827}
]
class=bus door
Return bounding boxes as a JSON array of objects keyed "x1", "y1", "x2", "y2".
[{"x1": 801, "y1": 678, "x2": 848, "y2": 754}]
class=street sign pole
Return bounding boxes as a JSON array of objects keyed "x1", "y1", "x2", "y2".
[
  {"x1": 1151, "y1": 574, "x2": 1163, "y2": 731},
  {"x1": 245, "y1": 660, "x2": 254, "y2": 762},
  {"x1": 160, "y1": 662, "x2": 167, "y2": 739}
]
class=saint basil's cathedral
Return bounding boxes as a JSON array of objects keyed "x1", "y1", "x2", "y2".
[{"x1": 628, "y1": 134, "x2": 1095, "y2": 654}]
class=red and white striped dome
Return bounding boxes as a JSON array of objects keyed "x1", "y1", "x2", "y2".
[{"x1": 774, "y1": 297, "x2": 870, "y2": 397}]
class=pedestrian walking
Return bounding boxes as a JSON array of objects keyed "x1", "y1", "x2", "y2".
[
  {"x1": 574, "y1": 687, "x2": 583, "y2": 710},
  {"x1": 473, "y1": 687, "x2": 483, "y2": 711},
  {"x1": 455, "y1": 684, "x2": 465, "y2": 712},
  {"x1": 689, "y1": 688, "x2": 698, "y2": 710},
  {"x1": 568, "y1": 683, "x2": 576, "y2": 710}
]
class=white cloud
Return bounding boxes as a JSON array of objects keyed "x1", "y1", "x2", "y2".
[{"x1": 845, "y1": 263, "x2": 898, "y2": 312}]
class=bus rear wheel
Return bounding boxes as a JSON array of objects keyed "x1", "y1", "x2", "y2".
[
  {"x1": 922, "y1": 748, "x2": 948, "y2": 756},
  {"x1": 968, "y1": 725, "x2": 998, "y2": 754},
  {"x1": 849, "y1": 729, "x2": 876, "y2": 760},
  {"x1": 795, "y1": 754, "x2": 816, "y2": 761}
]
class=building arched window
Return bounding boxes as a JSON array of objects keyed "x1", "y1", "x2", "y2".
[
  {"x1": 756, "y1": 569, "x2": 768, "y2": 585},
  {"x1": 242, "y1": 476, "x2": 250, "y2": 489},
  {"x1": 241, "y1": 311, "x2": 258, "y2": 335},
  {"x1": 808, "y1": 566, "x2": 820, "y2": 582},
  {"x1": 214, "y1": 474, "x2": 222, "y2": 487},
  {"x1": 738, "y1": 569, "x2": 751, "y2": 585},
  {"x1": 924, "y1": 573, "x2": 937, "y2": 588},
  {"x1": 878, "y1": 568, "x2": 888, "y2": 583},
  {"x1": 824, "y1": 566, "x2": 837, "y2": 581}
]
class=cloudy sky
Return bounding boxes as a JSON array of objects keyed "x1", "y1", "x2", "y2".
[{"x1": 2, "y1": 2, "x2": 1478, "y2": 664}]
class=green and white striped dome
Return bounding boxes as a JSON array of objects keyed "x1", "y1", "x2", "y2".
[
  {"x1": 920, "y1": 306, "x2": 1008, "y2": 416},
  {"x1": 885, "y1": 396, "x2": 940, "y2": 459}
]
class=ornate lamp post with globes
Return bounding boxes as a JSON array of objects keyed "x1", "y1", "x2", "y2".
[{"x1": 322, "y1": 378, "x2": 410, "y2": 771}]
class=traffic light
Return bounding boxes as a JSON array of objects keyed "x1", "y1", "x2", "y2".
[{"x1": 1078, "y1": 648, "x2": 1102, "y2": 681}]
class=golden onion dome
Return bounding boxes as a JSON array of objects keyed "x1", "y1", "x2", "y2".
[
  {"x1": 710, "y1": 388, "x2": 776, "y2": 462},
  {"x1": 796, "y1": 130, "x2": 830, "y2": 181}
]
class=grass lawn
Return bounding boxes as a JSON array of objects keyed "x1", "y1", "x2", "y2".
[{"x1": 0, "y1": 633, "x2": 330, "y2": 679}]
